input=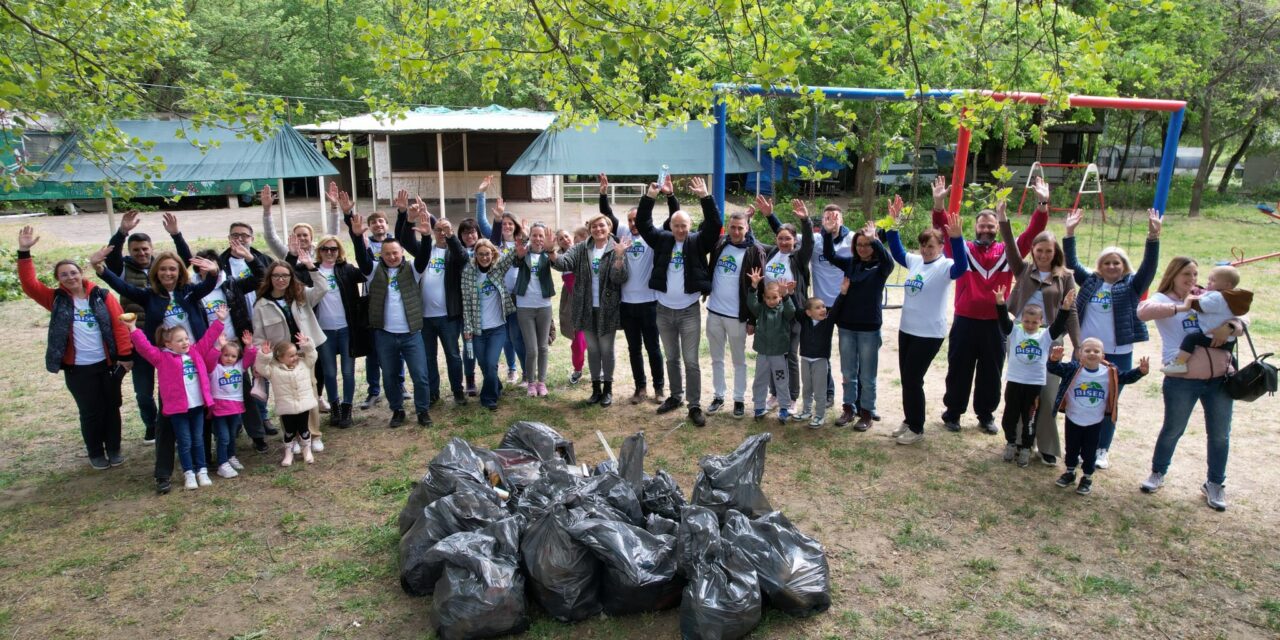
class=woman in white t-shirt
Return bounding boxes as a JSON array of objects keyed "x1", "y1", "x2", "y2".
[
  {"x1": 1063, "y1": 208, "x2": 1162, "y2": 470},
  {"x1": 885, "y1": 198, "x2": 968, "y2": 445},
  {"x1": 307, "y1": 236, "x2": 365, "y2": 428},
  {"x1": 513, "y1": 223, "x2": 558, "y2": 397}
]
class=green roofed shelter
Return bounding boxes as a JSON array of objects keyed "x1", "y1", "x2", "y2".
[{"x1": 506, "y1": 120, "x2": 763, "y2": 176}]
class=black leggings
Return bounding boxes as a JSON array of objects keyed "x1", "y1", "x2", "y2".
[
  {"x1": 943, "y1": 316, "x2": 1005, "y2": 423},
  {"x1": 279, "y1": 413, "x2": 311, "y2": 443},
  {"x1": 899, "y1": 331, "x2": 944, "y2": 433},
  {"x1": 620, "y1": 301, "x2": 664, "y2": 391},
  {"x1": 1001, "y1": 381, "x2": 1042, "y2": 447},
  {"x1": 64, "y1": 360, "x2": 124, "y2": 458}
]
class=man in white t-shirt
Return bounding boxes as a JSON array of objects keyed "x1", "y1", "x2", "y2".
[{"x1": 705, "y1": 211, "x2": 766, "y2": 419}]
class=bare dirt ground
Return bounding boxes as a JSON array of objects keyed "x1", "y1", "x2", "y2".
[{"x1": 1, "y1": 206, "x2": 1278, "y2": 639}]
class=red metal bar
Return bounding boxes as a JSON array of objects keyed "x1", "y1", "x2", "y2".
[
  {"x1": 948, "y1": 114, "x2": 971, "y2": 215},
  {"x1": 981, "y1": 91, "x2": 1187, "y2": 112},
  {"x1": 1230, "y1": 250, "x2": 1280, "y2": 267}
]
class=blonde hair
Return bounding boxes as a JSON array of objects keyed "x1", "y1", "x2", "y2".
[
  {"x1": 586, "y1": 213, "x2": 613, "y2": 233},
  {"x1": 1095, "y1": 246, "x2": 1133, "y2": 276},
  {"x1": 290, "y1": 222, "x2": 315, "y2": 240},
  {"x1": 472, "y1": 239, "x2": 499, "y2": 265},
  {"x1": 1209, "y1": 265, "x2": 1240, "y2": 289},
  {"x1": 272, "y1": 341, "x2": 297, "y2": 360},
  {"x1": 315, "y1": 235, "x2": 348, "y2": 262}
]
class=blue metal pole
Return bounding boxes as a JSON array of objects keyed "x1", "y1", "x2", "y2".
[
  {"x1": 1152, "y1": 107, "x2": 1186, "y2": 216},
  {"x1": 714, "y1": 98, "x2": 727, "y2": 214}
]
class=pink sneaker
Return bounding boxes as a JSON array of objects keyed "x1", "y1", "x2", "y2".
[
  {"x1": 537, "y1": 382, "x2": 549, "y2": 397},
  {"x1": 527, "y1": 384, "x2": 538, "y2": 397}
]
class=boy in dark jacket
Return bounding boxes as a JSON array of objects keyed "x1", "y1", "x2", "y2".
[
  {"x1": 794, "y1": 278, "x2": 847, "y2": 429},
  {"x1": 746, "y1": 270, "x2": 796, "y2": 423}
]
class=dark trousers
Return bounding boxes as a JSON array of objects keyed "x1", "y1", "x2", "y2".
[
  {"x1": 280, "y1": 412, "x2": 311, "y2": 442},
  {"x1": 943, "y1": 316, "x2": 1006, "y2": 423},
  {"x1": 64, "y1": 361, "x2": 124, "y2": 458},
  {"x1": 620, "y1": 301, "x2": 664, "y2": 391},
  {"x1": 365, "y1": 328, "x2": 405, "y2": 396},
  {"x1": 1065, "y1": 418, "x2": 1103, "y2": 475},
  {"x1": 423, "y1": 315, "x2": 464, "y2": 399},
  {"x1": 129, "y1": 358, "x2": 158, "y2": 439},
  {"x1": 899, "y1": 331, "x2": 944, "y2": 433},
  {"x1": 1001, "y1": 381, "x2": 1041, "y2": 447},
  {"x1": 154, "y1": 405, "x2": 174, "y2": 481}
]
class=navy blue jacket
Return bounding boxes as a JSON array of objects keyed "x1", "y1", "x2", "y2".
[
  {"x1": 98, "y1": 267, "x2": 218, "y2": 341},
  {"x1": 1064, "y1": 236, "x2": 1159, "y2": 349}
]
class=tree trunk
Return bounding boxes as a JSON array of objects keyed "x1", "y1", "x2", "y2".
[
  {"x1": 1189, "y1": 101, "x2": 1216, "y2": 217},
  {"x1": 854, "y1": 151, "x2": 878, "y2": 219},
  {"x1": 1217, "y1": 122, "x2": 1259, "y2": 194}
]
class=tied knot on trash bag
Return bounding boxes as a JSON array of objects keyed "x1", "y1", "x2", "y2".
[{"x1": 677, "y1": 506, "x2": 762, "y2": 640}]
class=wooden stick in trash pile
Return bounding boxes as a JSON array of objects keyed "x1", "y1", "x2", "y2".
[{"x1": 596, "y1": 430, "x2": 617, "y2": 464}]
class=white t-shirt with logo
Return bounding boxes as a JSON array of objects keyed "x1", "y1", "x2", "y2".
[
  {"x1": 161, "y1": 294, "x2": 194, "y2": 339},
  {"x1": 810, "y1": 230, "x2": 853, "y2": 305},
  {"x1": 1024, "y1": 271, "x2": 1050, "y2": 314},
  {"x1": 1081, "y1": 282, "x2": 1131, "y2": 355},
  {"x1": 368, "y1": 237, "x2": 385, "y2": 263},
  {"x1": 618, "y1": 228, "x2": 656, "y2": 304},
  {"x1": 763, "y1": 251, "x2": 794, "y2": 285},
  {"x1": 200, "y1": 277, "x2": 236, "y2": 340},
  {"x1": 180, "y1": 354, "x2": 205, "y2": 409},
  {"x1": 226, "y1": 256, "x2": 257, "y2": 311},
  {"x1": 590, "y1": 246, "x2": 606, "y2": 309},
  {"x1": 1006, "y1": 324, "x2": 1050, "y2": 385},
  {"x1": 708, "y1": 244, "x2": 747, "y2": 318},
  {"x1": 71, "y1": 297, "x2": 107, "y2": 365},
  {"x1": 1065, "y1": 365, "x2": 1109, "y2": 425},
  {"x1": 210, "y1": 360, "x2": 247, "y2": 403},
  {"x1": 501, "y1": 241, "x2": 519, "y2": 300},
  {"x1": 315, "y1": 265, "x2": 347, "y2": 330},
  {"x1": 372, "y1": 266, "x2": 410, "y2": 334},
  {"x1": 1149, "y1": 292, "x2": 1206, "y2": 364},
  {"x1": 421, "y1": 246, "x2": 449, "y2": 318},
  {"x1": 478, "y1": 273, "x2": 505, "y2": 330},
  {"x1": 899, "y1": 253, "x2": 957, "y2": 339},
  {"x1": 657, "y1": 240, "x2": 701, "y2": 310},
  {"x1": 516, "y1": 253, "x2": 552, "y2": 309}
]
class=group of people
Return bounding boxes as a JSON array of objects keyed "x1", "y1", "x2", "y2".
[{"x1": 15, "y1": 172, "x2": 1251, "y2": 510}]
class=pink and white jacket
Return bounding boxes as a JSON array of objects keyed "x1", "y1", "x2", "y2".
[
  {"x1": 130, "y1": 319, "x2": 224, "y2": 416},
  {"x1": 201, "y1": 340, "x2": 258, "y2": 417}
]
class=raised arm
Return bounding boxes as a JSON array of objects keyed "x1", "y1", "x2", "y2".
[
  {"x1": 1131, "y1": 210, "x2": 1163, "y2": 296},
  {"x1": 162, "y1": 213, "x2": 193, "y2": 266},
  {"x1": 885, "y1": 230, "x2": 909, "y2": 268},
  {"x1": 994, "y1": 286, "x2": 1014, "y2": 336},
  {"x1": 793, "y1": 207, "x2": 814, "y2": 265},
  {"x1": 92, "y1": 253, "x2": 152, "y2": 306},
  {"x1": 347, "y1": 214, "x2": 375, "y2": 276},
  {"x1": 996, "y1": 199, "x2": 1027, "y2": 275},
  {"x1": 822, "y1": 229, "x2": 852, "y2": 271},
  {"x1": 260, "y1": 185, "x2": 289, "y2": 259},
  {"x1": 1016, "y1": 177, "x2": 1051, "y2": 257},
  {"x1": 16, "y1": 226, "x2": 56, "y2": 310},
  {"x1": 930, "y1": 176, "x2": 954, "y2": 258}
]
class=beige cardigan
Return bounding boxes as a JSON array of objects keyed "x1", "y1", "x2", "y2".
[
  {"x1": 253, "y1": 342, "x2": 319, "y2": 416},
  {"x1": 252, "y1": 285, "x2": 329, "y2": 348}
]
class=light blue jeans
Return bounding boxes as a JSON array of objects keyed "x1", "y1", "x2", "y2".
[
  {"x1": 1151, "y1": 376, "x2": 1233, "y2": 485},
  {"x1": 839, "y1": 328, "x2": 882, "y2": 414}
]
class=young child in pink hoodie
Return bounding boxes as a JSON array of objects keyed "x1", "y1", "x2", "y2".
[{"x1": 203, "y1": 328, "x2": 258, "y2": 479}]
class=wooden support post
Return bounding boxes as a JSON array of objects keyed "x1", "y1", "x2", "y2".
[
  {"x1": 278, "y1": 178, "x2": 289, "y2": 231},
  {"x1": 104, "y1": 192, "x2": 115, "y2": 233},
  {"x1": 349, "y1": 134, "x2": 358, "y2": 208},
  {"x1": 462, "y1": 133, "x2": 470, "y2": 213},
  {"x1": 436, "y1": 132, "x2": 447, "y2": 218}
]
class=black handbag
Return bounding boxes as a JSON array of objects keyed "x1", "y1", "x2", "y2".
[{"x1": 1225, "y1": 327, "x2": 1277, "y2": 402}]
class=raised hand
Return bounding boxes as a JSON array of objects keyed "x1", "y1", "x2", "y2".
[
  {"x1": 1049, "y1": 345, "x2": 1065, "y2": 362},
  {"x1": 408, "y1": 195, "x2": 427, "y2": 224},
  {"x1": 229, "y1": 238, "x2": 252, "y2": 259},
  {"x1": 754, "y1": 194, "x2": 773, "y2": 216},
  {"x1": 1064, "y1": 209, "x2": 1083, "y2": 236},
  {"x1": 1032, "y1": 175, "x2": 1051, "y2": 203},
  {"x1": 494, "y1": 197, "x2": 505, "y2": 217},
  {"x1": 931, "y1": 175, "x2": 949, "y2": 208},
  {"x1": 393, "y1": 189, "x2": 409, "y2": 212},
  {"x1": 614, "y1": 238, "x2": 632, "y2": 256},
  {"x1": 436, "y1": 219, "x2": 453, "y2": 238},
  {"x1": 943, "y1": 211, "x2": 963, "y2": 239},
  {"x1": 994, "y1": 284, "x2": 1007, "y2": 302},
  {"x1": 1138, "y1": 356, "x2": 1150, "y2": 374},
  {"x1": 840, "y1": 277, "x2": 850, "y2": 295},
  {"x1": 241, "y1": 330, "x2": 255, "y2": 346},
  {"x1": 781, "y1": 280, "x2": 797, "y2": 295},
  {"x1": 162, "y1": 212, "x2": 180, "y2": 235},
  {"x1": 294, "y1": 248, "x2": 315, "y2": 270},
  {"x1": 349, "y1": 213, "x2": 367, "y2": 236},
  {"x1": 261, "y1": 184, "x2": 274, "y2": 212},
  {"x1": 747, "y1": 267, "x2": 763, "y2": 288},
  {"x1": 646, "y1": 181, "x2": 661, "y2": 199},
  {"x1": 994, "y1": 198, "x2": 1008, "y2": 223},
  {"x1": 888, "y1": 194, "x2": 905, "y2": 222},
  {"x1": 598, "y1": 173, "x2": 609, "y2": 195},
  {"x1": 295, "y1": 332, "x2": 310, "y2": 346},
  {"x1": 689, "y1": 177, "x2": 709, "y2": 198},
  {"x1": 336, "y1": 189, "x2": 353, "y2": 214},
  {"x1": 190, "y1": 256, "x2": 220, "y2": 275},
  {"x1": 327, "y1": 180, "x2": 340, "y2": 207},
  {"x1": 661, "y1": 173, "x2": 674, "y2": 195},
  {"x1": 791, "y1": 199, "x2": 808, "y2": 219},
  {"x1": 515, "y1": 239, "x2": 528, "y2": 258},
  {"x1": 214, "y1": 305, "x2": 229, "y2": 321},
  {"x1": 88, "y1": 244, "x2": 113, "y2": 266},
  {"x1": 119, "y1": 210, "x2": 142, "y2": 234},
  {"x1": 861, "y1": 219, "x2": 877, "y2": 239},
  {"x1": 215, "y1": 334, "x2": 229, "y2": 349},
  {"x1": 478, "y1": 174, "x2": 494, "y2": 192},
  {"x1": 1062, "y1": 288, "x2": 1077, "y2": 309},
  {"x1": 261, "y1": 340, "x2": 274, "y2": 355},
  {"x1": 1147, "y1": 209, "x2": 1162, "y2": 239},
  {"x1": 17, "y1": 225, "x2": 39, "y2": 251}
]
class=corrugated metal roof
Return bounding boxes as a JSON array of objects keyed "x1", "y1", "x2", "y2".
[
  {"x1": 295, "y1": 104, "x2": 556, "y2": 134},
  {"x1": 507, "y1": 121, "x2": 764, "y2": 175}
]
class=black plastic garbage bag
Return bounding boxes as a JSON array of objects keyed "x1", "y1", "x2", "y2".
[
  {"x1": 720, "y1": 510, "x2": 831, "y2": 618},
  {"x1": 617, "y1": 431, "x2": 647, "y2": 494},
  {"x1": 487, "y1": 448, "x2": 544, "y2": 492},
  {"x1": 399, "y1": 491, "x2": 509, "y2": 596},
  {"x1": 399, "y1": 438, "x2": 498, "y2": 535},
  {"x1": 690, "y1": 434, "x2": 773, "y2": 519},
  {"x1": 498, "y1": 421, "x2": 577, "y2": 464},
  {"x1": 426, "y1": 516, "x2": 530, "y2": 640},
  {"x1": 645, "y1": 513, "x2": 678, "y2": 537},
  {"x1": 641, "y1": 470, "x2": 687, "y2": 521},
  {"x1": 571, "y1": 472, "x2": 644, "y2": 525},
  {"x1": 678, "y1": 506, "x2": 762, "y2": 640},
  {"x1": 520, "y1": 504, "x2": 603, "y2": 622},
  {"x1": 514, "y1": 466, "x2": 580, "y2": 522},
  {"x1": 567, "y1": 518, "x2": 684, "y2": 616}
]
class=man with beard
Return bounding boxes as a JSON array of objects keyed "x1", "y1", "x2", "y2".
[{"x1": 931, "y1": 176, "x2": 1049, "y2": 433}]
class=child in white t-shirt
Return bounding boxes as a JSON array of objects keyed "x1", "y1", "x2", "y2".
[
  {"x1": 202, "y1": 329, "x2": 258, "y2": 478},
  {"x1": 995, "y1": 286, "x2": 1075, "y2": 467},
  {"x1": 1161, "y1": 265, "x2": 1253, "y2": 373}
]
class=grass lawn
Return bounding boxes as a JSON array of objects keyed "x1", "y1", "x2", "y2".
[{"x1": 0, "y1": 202, "x2": 1277, "y2": 639}]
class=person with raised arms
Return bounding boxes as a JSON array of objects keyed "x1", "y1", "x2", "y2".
[
  {"x1": 461, "y1": 239, "x2": 523, "y2": 410},
  {"x1": 705, "y1": 192, "x2": 768, "y2": 419},
  {"x1": 752, "y1": 196, "x2": 814, "y2": 410}
]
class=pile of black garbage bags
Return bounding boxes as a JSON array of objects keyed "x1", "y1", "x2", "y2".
[{"x1": 397, "y1": 422, "x2": 831, "y2": 640}]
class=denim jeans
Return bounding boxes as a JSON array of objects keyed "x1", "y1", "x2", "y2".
[
  {"x1": 319, "y1": 327, "x2": 355, "y2": 405},
  {"x1": 365, "y1": 328, "x2": 405, "y2": 396},
  {"x1": 839, "y1": 328, "x2": 882, "y2": 414},
  {"x1": 423, "y1": 315, "x2": 463, "y2": 398},
  {"x1": 1152, "y1": 376, "x2": 1234, "y2": 484},
  {"x1": 130, "y1": 357, "x2": 158, "y2": 438},
  {"x1": 1098, "y1": 351, "x2": 1133, "y2": 451},
  {"x1": 502, "y1": 310, "x2": 526, "y2": 375},
  {"x1": 211, "y1": 415, "x2": 239, "y2": 466},
  {"x1": 170, "y1": 406, "x2": 207, "y2": 473},
  {"x1": 374, "y1": 329, "x2": 432, "y2": 414},
  {"x1": 472, "y1": 325, "x2": 508, "y2": 407}
]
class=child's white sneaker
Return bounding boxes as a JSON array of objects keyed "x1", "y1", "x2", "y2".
[
  {"x1": 808, "y1": 414, "x2": 824, "y2": 429},
  {"x1": 1095, "y1": 448, "x2": 1110, "y2": 470},
  {"x1": 196, "y1": 468, "x2": 213, "y2": 487},
  {"x1": 183, "y1": 470, "x2": 198, "y2": 490},
  {"x1": 791, "y1": 411, "x2": 812, "y2": 422},
  {"x1": 1161, "y1": 361, "x2": 1188, "y2": 374},
  {"x1": 311, "y1": 436, "x2": 324, "y2": 453},
  {"x1": 216, "y1": 463, "x2": 239, "y2": 479},
  {"x1": 290, "y1": 441, "x2": 301, "y2": 454},
  {"x1": 228, "y1": 457, "x2": 245, "y2": 471}
]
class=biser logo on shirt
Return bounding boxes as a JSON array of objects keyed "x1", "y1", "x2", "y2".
[
  {"x1": 1182, "y1": 310, "x2": 1200, "y2": 332},
  {"x1": 626, "y1": 240, "x2": 646, "y2": 257},
  {"x1": 479, "y1": 280, "x2": 498, "y2": 297},
  {"x1": 219, "y1": 369, "x2": 242, "y2": 388},
  {"x1": 203, "y1": 299, "x2": 227, "y2": 314},
  {"x1": 765, "y1": 261, "x2": 787, "y2": 278},
  {"x1": 1090, "y1": 289, "x2": 1112, "y2": 312},
  {"x1": 165, "y1": 299, "x2": 186, "y2": 321},
  {"x1": 591, "y1": 256, "x2": 601, "y2": 273},
  {"x1": 717, "y1": 254, "x2": 738, "y2": 274},
  {"x1": 1014, "y1": 338, "x2": 1043, "y2": 363},
  {"x1": 73, "y1": 307, "x2": 97, "y2": 328},
  {"x1": 904, "y1": 273, "x2": 925, "y2": 296},
  {"x1": 428, "y1": 256, "x2": 446, "y2": 274},
  {"x1": 1073, "y1": 381, "x2": 1105, "y2": 406},
  {"x1": 326, "y1": 273, "x2": 338, "y2": 289},
  {"x1": 670, "y1": 250, "x2": 684, "y2": 271},
  {"x1": 182, "y1": 358, "x2": 198, "y2": 381}
]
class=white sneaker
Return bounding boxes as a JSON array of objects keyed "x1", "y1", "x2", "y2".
[
  {"x1": 896, "y1": 430, "x2": 924, "y2": 445},
  {"x1": 216, "y1": 463, "x2": 239, "y2": 479},
  {"x1": 1160, "y1": 361, "x2": 1189, "y2": 374},
  {"x1": 301, "y1": 439, "x2": 315, "y2": 464},
  {"x1": 228, "y1": 457, "x2": 245, "y2": 471},
  {"x1": 808, "y1": 414, "x2": 824, "y2": 429},
  {"x1": 183, "y1": 470, "x2": 198, "y2": 490},
  {"x1": 291, "y1": 441, "x2": 302, "y2": 454},
  {"x1": 196, "y1": 468, "x2": 213, "y2": 487},
  {"x1": 791, "y1": 411, "x2": 812, "y2": 422},
  {"x1": 319, "y1": 396, "x2": 331, "y2": 413},
  {"x1": 311, "y1": 436, "x2": 324, "y2": 453},
  {"x1": 891, "y1": 422, "x2": 911, "y2": 438},
  {"x1": 1140, "y1": 471, "x2": 1165, "y2": 493},
  {"x1": 1095, "y1": 448, "x2": 1110, "y2": 470},
  {"x1": 1201, "y1": 481, "x2": 1228, "y2": 511}
]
